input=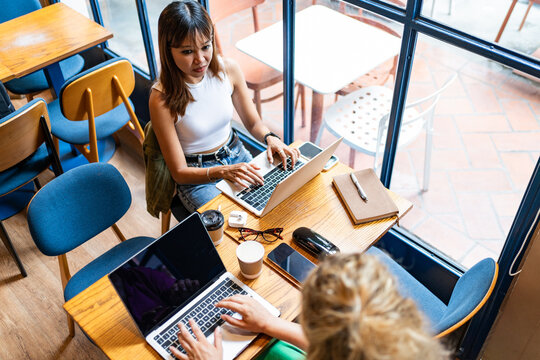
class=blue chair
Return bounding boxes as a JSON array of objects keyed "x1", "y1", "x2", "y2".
[
  {"x1": 27, "y1": 162, "x2": 155, "y2": 336},
  {"x1": 1, "y1": 0, "x2": 85, "y2": 100},
  {"x1": 0, "y1": 98, "x2": 63, "y2": 278},
  {"x1": 367, "y1": 246, "x2": 498, "y2": 338},
  {"x1": 47, "y1": 57, "x2": 145, "y2": 164}
]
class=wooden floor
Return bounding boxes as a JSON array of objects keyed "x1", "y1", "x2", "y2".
[{"x1": 1, "y1": 93, "x2": 167, "y2": 359}]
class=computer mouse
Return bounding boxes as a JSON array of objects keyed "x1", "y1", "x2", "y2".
[{"x1": 292, "y1": 227, "x2": 340, "y2": 257}]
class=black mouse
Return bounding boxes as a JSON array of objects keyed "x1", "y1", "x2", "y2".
[{"x1": 292, "y1": 227, "x2": 340, "y2": 257}]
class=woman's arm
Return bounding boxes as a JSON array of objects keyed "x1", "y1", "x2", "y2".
[
  {"x1": 149, "y1": 89, "x2": 263, "y2": 187},
  {"x1": 216, "y1": 295, "x2": 309, "y2": 350},
  {"x1": 224, "y1": 58, "x2": 300, "y2": 169}
]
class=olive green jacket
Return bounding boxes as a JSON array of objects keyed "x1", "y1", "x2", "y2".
[{"x1": 143, "y1": 122, "x2": 175, "y2": 218}]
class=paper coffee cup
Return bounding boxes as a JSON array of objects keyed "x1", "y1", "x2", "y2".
[
  {"x1": 236, "y1": 241, "x2": 265, "y2": 279},
  {"x1": 201, "y1": 210, "x2": 225, "y2": 245}
]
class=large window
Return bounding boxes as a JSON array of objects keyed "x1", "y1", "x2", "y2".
[
  {"x1": 96, "y1": 0, "x2": 147, "y2": 72},
  {"x1": 392, "y1": 35, "x2": 538, "y2": 268}
]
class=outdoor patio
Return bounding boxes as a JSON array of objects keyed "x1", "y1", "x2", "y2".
[{"x1": 210, "y1": 0, "x2": 540, "y2": 268}]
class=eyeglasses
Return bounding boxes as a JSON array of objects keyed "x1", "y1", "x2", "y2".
[{"x1": 238, "y1": 227, "x2": 284, "y2": 243}]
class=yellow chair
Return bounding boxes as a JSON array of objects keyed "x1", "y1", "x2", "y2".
[
  {"x1": 47, "y1": 58, "x2": 145, "y2": 164},
  {"x1": 0, "y1": 99, "x2": 63, "y2": 277}
]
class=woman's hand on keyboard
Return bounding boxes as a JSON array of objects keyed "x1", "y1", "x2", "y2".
[
  {"x1": 265, "y1": 136, "x2": 301, "y2": 171},
  {"x1": 171, "y1": 319, "x2": 223, "y2": 360},
  {"x1": 221, "y1": 163, "x2": 264, "y2": 188},
  {"x1": 216, "y1": 295, "x2": 274, "y2": 334}
]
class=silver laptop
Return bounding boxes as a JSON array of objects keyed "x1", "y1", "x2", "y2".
[
  {"x1": 217, "y1": 138, "x2": 343, "y2": 217},
  {"x1": 108, "y1": 213, "x2": 280, "y2": 360}
]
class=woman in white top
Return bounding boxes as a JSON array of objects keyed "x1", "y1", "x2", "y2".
[{"x1": 149, "y1": 0, "x2": 299, "y2": 212}]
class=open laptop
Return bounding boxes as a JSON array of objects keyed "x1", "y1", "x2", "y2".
[
  {"x1": 217, "y1": 137, "x2": 343, "y2": 217},
  {"x1": 108, "y1": 213, "x2": 280, "y2": 360}
]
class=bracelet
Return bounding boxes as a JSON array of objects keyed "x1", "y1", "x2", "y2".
[
  {"x1": 206, "y1": 167, "x2": 213, "y2": 181},
  {"x1": 263, "y1": 132, "x2": 280, "y2": 145}
]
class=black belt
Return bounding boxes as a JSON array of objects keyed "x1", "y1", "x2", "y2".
[{"x1": 185, "y1": 131, "x2": 239, "y2": 164}]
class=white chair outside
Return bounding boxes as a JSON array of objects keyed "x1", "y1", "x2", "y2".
[{"x1": 315, "y1": 73, "x2": 456, "y2": 191}]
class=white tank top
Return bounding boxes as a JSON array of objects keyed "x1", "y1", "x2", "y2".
[{"x1": 153, "y1": 67, "x2": 233, "y2": 154}]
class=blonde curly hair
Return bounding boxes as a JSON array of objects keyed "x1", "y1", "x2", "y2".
[{"x1": 301, "y1": 252, "x2": 449, "y2": 360}]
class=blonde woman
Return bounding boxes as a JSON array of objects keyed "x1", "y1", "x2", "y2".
[{"x1": 171, "y1": 252, "x2": 448, "y2": 360}]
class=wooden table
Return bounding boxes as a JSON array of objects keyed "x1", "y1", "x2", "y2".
[
  {"x1": 0, "y1": 2, "x2": 113, "y2": 95},
  {"x1": 236, "y1": 5, "x2": 401, "y2": 142},
  {"x1": 64, "y1": 161, "x2": 412, "y2": 359},
  {"x1": 0, "y1": 63, "x2": 14, "y2": 83}
]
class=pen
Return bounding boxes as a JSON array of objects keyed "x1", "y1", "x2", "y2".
[{"x1": 350, "y1": 173, "x2": 368, "y2": 202}]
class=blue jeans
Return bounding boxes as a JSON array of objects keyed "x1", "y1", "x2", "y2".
[{"x1": 177, "y1": 140, "x2": 253, "y2": 213}]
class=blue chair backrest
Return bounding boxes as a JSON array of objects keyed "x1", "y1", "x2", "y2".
[
  {"x1": 0, "y1": 0, "x2": 41, "y2": 23},
  {"x1": 27, "y1": 163, "x2": 132, "y2": 256},
  {"x1": 434, "y1": 258, "x2": 497, "y2": 334}
]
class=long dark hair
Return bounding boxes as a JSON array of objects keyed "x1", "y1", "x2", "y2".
[{"x1": 157, "y1": 0, "x2": 222, "y2": 117}]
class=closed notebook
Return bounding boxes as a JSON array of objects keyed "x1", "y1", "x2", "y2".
[{"x1": 332, "y1": 169, "x2": 399, "y2": 225}]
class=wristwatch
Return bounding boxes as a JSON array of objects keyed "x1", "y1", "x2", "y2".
[{"x1": 264, "y1": 132, "x2": 281, "y2": 145}]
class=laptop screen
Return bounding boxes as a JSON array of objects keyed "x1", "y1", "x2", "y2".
[{"x1": 109, "y1": 213, "x2": 226, "y2": 336}]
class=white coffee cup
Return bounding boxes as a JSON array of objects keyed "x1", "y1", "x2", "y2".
[{"x1": 236, "y1": 241, "x2": 265, "y2": 279}]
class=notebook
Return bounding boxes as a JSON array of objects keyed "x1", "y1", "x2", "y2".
[
  {"x1": 333, "y1": 168, "x2": 399, "y2": 225},
  {"x1": 108, "y1": 213, "x2": 280, "y2": 360},
  {"x1": 216, "y1": 138, "x2": 342, "y2": 217}
]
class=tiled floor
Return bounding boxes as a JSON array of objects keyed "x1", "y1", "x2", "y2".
[{"x1": 216, "y1": 0, "x2": 540, "y2": 268}]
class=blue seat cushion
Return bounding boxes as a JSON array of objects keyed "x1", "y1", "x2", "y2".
[
  {"x1": 4, "y1": 55, "x2": 85, "y2": 94},
  {"x1": 0, "y1": 144, "x2": 49, "y2": 197},
  {"x1": 64, "y1": 236, "x2": 155, "y2": 302},
  {"x1": 48, "y1": 97, "x2": 135, "y2": 144},
  {"x1": 366, "y1": 246, "x2": 446, "y2": 333},
  {"x1": 432, "y1": 258, "x2": 495, "y2": 333}
]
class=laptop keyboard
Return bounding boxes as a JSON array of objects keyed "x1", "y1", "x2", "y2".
[
  {"x1": 154, "y1": 278, "x2": 248, "y2": 356},
  {"x1": 238, "y1": 158, "x2": 305, "y2": 211}
]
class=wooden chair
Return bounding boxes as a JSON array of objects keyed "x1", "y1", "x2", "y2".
[
  {"x1": 47, "y1": 58, "x2": 145, "y2": 164},
  {"x1": 27, "y1": 162, "x2": 155, "y2": 336},
  {"x1": 161, "y1": 196, "x2": 192, "y2": 235},
  {"x1": 0, "y1": 99, "x2": 63, "y2": 277},
  {"x1": 209, "y1": 0, "x2": 284, "y2": 117}
]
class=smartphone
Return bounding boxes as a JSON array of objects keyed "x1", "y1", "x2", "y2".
[
  {"x1": 298, "y1": 142, "x2": 339, "y2": 171},
  {"x1": 266, "y1": 243, "x2": 316, "y2": 283}
]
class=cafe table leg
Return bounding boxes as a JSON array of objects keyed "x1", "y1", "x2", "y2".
[
  {"x1": 44, "y1": 63, "x2": 65, "y2": 99},
  {"x1": 310, "y1": 91, "x2": 325, "y2": 142}
]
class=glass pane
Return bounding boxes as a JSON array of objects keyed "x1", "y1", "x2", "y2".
[
  {"x1": 296, "y1": 0, "x2": 404, "y2": 169},
  {"x1": 421, "y1": 0, "x2": 540, "y2": 58},
  {"x1": 97, "y1": 0, "x2": 148, "y2": 72},
  {"x1": 147, "y1": 0, "x2": 172, "y2": 74},
  {"x1": 61, "y1": 0, "x2": 92, "y2": 18},
  {"x1": 391, "y1": 34, "x2": 539, "y2": 268},
  {"x1": 207, "y1": 0, "x2": 284, "y2": 138}
]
